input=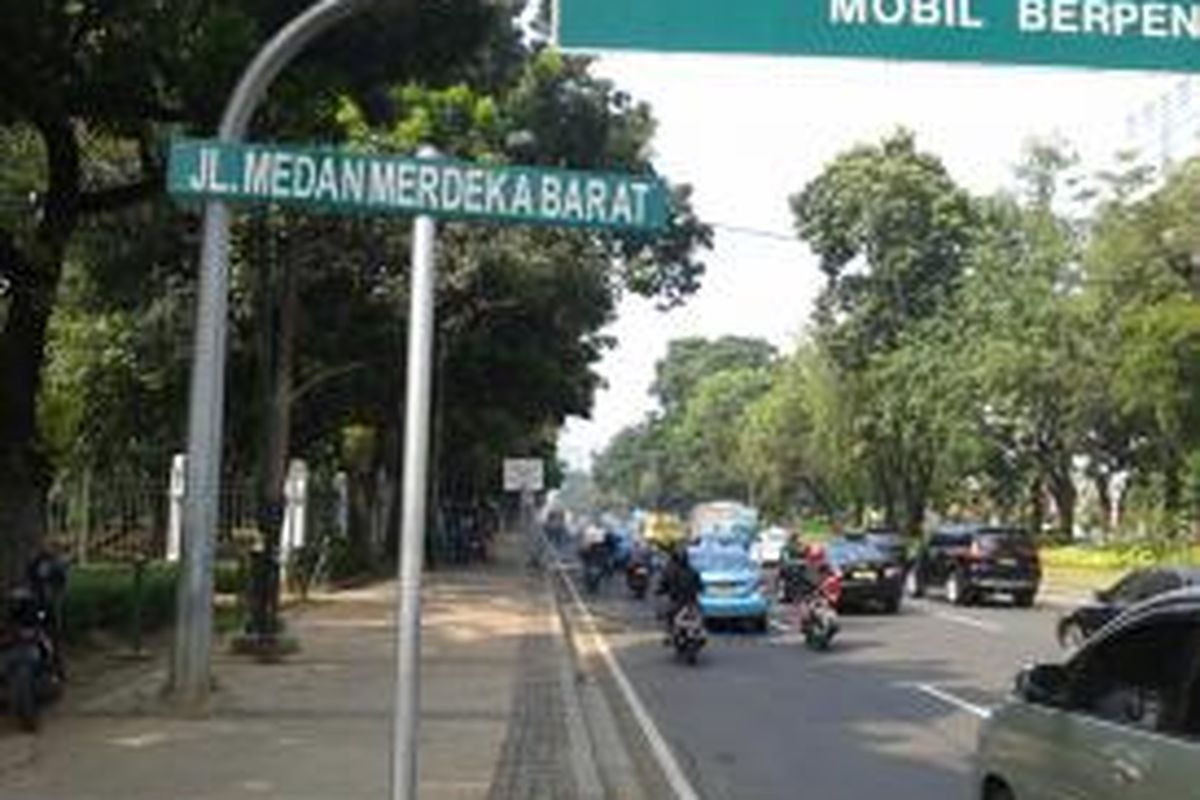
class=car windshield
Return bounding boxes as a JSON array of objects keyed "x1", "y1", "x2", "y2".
[
  {"x1": 689, "y1": 546, "x2": 753, "y2": 573},
  {"x1": 827, "y1": 541, "x2": 882, "y2": 565},
  {"x1": 977, "y1": 530, "x2": 1034, "y2": 554}
]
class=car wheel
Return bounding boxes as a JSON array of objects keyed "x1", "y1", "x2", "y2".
[
  {"x1": 1013, "y1": 590, "x2": 1035, "y2": 609},
  {"x1": 883, "y1": 594, "x2": 902, "y2": 614},
  {"x1": 753, "y1": 614, "x2": 769, "y2": 634},
  {"x1": 947, "y1": 571, "x2": 970, "y2": 606},
  {"x1": 904, "y1": 568, "x2": 924, "y2": 599}
]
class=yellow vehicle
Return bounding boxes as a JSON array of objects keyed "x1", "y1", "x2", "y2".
[{"x1": 642, "y1": 511, "x2": 686, "y2": 550}]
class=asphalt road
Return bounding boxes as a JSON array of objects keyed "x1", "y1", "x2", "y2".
[{"x1": 579, "y1": 574, "x2": 1071, "y2": 800}]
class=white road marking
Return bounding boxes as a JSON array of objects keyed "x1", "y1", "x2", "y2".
[
  {"x1": 900, "y1": 682, "x2": 993, "y2": 719},
  {"x1": 555, "y1": 559, "x2": 702, "y2": 800},
  {"x1": 932, "y1": 610, "x2": 1004, "y2": 633}
]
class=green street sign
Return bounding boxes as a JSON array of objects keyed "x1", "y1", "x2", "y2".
[
  {"x1": 556, "y1": 0, "x2": 1200, "y2": 73},
  {"x1": 167, "y1": 139, "x2": 669, "y2": 231}
]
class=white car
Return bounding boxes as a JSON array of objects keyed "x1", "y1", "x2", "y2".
[
  {"x1": 975, "y1": 587, "x2": 1200, "y2": 799},
  {"x1": 750, "y1": 526, "x2": 790, "y2": 567}
]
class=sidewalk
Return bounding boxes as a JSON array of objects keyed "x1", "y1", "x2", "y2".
[{"x1": 0, "y1": 535, "x2": 600, "y2": 799}]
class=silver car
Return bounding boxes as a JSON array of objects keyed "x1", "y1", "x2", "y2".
[{"x1": 976, "y1": 587, "x2": 1200, "y2": 799}]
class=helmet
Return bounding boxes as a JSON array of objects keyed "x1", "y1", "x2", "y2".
[{"x1": 802, "y1": 542, "x2": 825, "y2": 563}]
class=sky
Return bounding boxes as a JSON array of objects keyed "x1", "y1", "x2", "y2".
[{"x1": 556, "y1": 52, "x2": 1179, "y2": 470}]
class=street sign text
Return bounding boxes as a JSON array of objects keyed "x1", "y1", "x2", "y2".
[
  {"x1": 556, "y1": 0, "x2": 1200, "y2": 73},
  {"x1": 169, "y1": 139, "x2": 669, "y2": 231}
]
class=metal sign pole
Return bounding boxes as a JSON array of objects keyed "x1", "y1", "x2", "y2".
[
  {"x1": 391, "y1": 162, "x2": 438, "y2": 800},
  {"x1": 170, "y1": 0, "x2": 372, "y2": 712}
]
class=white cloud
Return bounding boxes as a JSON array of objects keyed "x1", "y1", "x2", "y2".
[{"x1": 559, "y1": 53, "x2": 1176, "y2": 470}]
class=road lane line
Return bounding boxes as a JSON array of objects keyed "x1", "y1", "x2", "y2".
[
  {"x1": 903, "y1": 682, "x2": 993, "y2": 719},
  {"x1": 932, "y1": 610, "x2": 1004, "y2": 634},
  {"x1": 554, "y1": 559, "x2": 702, "y2": 800}
]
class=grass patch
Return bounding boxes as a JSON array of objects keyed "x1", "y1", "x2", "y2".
[
  {"x1": 62, "y1": 560, "x2": 248, "y2": 644},
  {"x1": 63, "y1": 563, "x2": 179, "y2": 644},
  {"x1": 1040, "y1": 542, "x2": 1200, "y2": 572}
]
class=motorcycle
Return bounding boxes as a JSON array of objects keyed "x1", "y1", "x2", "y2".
[
  {"x1": 796, "y1": 570, "x2": 842, "y2": 651},
  {"x1": 626, "y1": 561, "x2": 651, "y2": 600},
  {"x1": 671, "y1": 603, "x2": 706, "y2": 665},
  {"x1": 582, "y1": 543, "x2": 608, "y2": 594},
  {"x1": 3, "y1": 586, "x2": 64, "y2": 731}
]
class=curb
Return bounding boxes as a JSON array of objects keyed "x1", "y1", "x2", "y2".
[
  {"x1": 543, "y1": 570, "x2": 605, "y2": 800},
  {"x1": 546, "y1": 555, "x2": 700, "y2": 800}
]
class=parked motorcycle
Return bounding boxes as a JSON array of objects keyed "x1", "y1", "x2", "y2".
[
  {"x1": 671, "y1": 603, "x2": 706, "y2": 665},
  {"x1": 2, "y1": 555, "x2": 67, "y2": 731},
  {"x1": 626, "y1": 561, "x2": 651, "y2": 600},
  {"x1": 797, "y1": 571, "x2": 842, "y2": 651}
]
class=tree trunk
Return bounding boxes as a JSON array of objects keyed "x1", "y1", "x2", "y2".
[
  {"x1": 1028, "y1": 475, "x2": 1045, "y2": 540},
  {"x1": 0, "y1": 232, "x2": 64, "y2": 588},
  {"x1": 1049, "y1": 473, "x2": 1076, "y2": 543}
]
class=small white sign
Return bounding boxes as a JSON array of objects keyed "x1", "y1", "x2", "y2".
[{"x1": 503, "y1": 458, "x2": 544, "y2": 492}]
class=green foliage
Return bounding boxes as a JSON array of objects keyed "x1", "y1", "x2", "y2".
[
  {"x1": 791, "y1": 128, "x2": 976, "y2": 367},
  {"x1": 62, "y1": 563, "x2": 178, "y2": 644},
  {"x1": 594, "y1": 131, "x2": 1198, "y2": 544},
  {"x1": 674, "y1": 367, "x2": 772, "y2": 502},
  {"x1": 594, "y1": 337, "x2": 775, "y2": 512}
]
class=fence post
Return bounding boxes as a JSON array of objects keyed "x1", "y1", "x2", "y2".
[
  {"x1": 167, "y1": 454, "x2": 186, "y2": 563},
  {"x1": 75, "y1": 467, "x2": 92, "y2": 566},
  {"x1": 280, "y1": 459, "x2": 309, "y2": 586}
]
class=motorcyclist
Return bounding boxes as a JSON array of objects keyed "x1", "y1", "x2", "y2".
[
  {"x1": 579, "y1": 521, "x2": 610, "y2": 584},
  {"x1": 781, "y1": 539, "x2": 826, "y2": 603},
  {"x1": 657, "y1": 546, "x2": 703, "y2": 643}
]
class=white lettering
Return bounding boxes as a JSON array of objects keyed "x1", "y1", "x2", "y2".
[
  {"x1": 630, "y1": 183, "x2": 651, "y2": 226},
  {"x1": 959, "y1": 0, "x2": 985, "y2": 27},
  {"x1": 485, "y1": 171, "x2": 509, "y2": 215},
  {"x1": 1173, "y1": 4, "x2": 1200, "y2": 35},
  {"x1": 368, "y1": 161, "x2": 398, "y2": 205},
  {"x1": 341, "y1": 160, "x2": 365, "y2": 204},
  {"x1": 1143, "y1": 2, "x2": 1169, "y2": 34},
  {"x1": 464, "y1": 169, "x2": 485, "y2": 214},
  {"x1": 911, "y1": 0, "x2": 941, "y2": 26},
  {"x1": 872, "y1": 0, "x2": 907, "y2": 24},
  {"x1": 397, "y1": 163, "x2": 417, "y2": 207},
  {"x1": 585, "y1": 179, "x2": 608, "y2": 223},
  {"x1": 512, "y1": 175, "x2": 534, "y2": 216},
  {"x1": 540, "y1": 176, "x2": 562, "y2": 218},
  {"x1": 1019, "y1": 0, "x2": 1048, "y2": 30},
  {"x1": 1082, "y1": 0, "x2": 1111, "y2": 33},
  {"x1": 610, "y1": 184, "x2": 633, "y2": 225},
  {"x1": 562, "y1": 178, "x2": 585, "y2": 221},
  {"x1": 271, "y1": 153, "x2": 293, "y2": 198},
  {"x1": 830, "y1": 0, "x2": 868, "y2": 23},
  {"x1": 314, "y1": 159, "x2": 338, "y2": 201},
  {"x1": 244, "y1": 152, "x2": 274, "y2": 195},
  {"x1": 441, "y1": 168, "x2": 464, "y2": 211},
  {"x1": 1052, "y1": 0, "x2": 1080, "y2": 31},
  {"x1": 293, "y1": 156, "x2": 317, "y2": 199},
  {"x1": 1112, "y1": 1, "x2": 1139, "y2": 32},
  {"x1": 417, "y1": 165, "x2": 440, "y2": 210}
]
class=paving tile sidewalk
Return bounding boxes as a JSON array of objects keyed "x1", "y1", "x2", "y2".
[{"x1": 0, "y1": 535, "x2": 591, "y2": 799}]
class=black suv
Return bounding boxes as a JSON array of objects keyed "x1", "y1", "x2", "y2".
[{"x1": 906, "y1": 524, "x2": 1040, "y2": 607}]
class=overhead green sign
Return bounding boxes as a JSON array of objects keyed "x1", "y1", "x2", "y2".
[
  {"x1": 556, "y1": 0, "x2": 1200, "y2": 72},
  {"x1": 167, "y1": 139, "x2": 669, "y2": 231}
]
